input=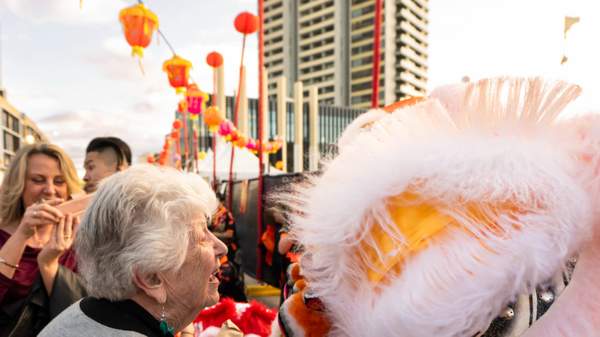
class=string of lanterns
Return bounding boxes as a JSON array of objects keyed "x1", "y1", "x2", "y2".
[{"x1": 116, "y1": 1, "x2": 283, "y2": 167}]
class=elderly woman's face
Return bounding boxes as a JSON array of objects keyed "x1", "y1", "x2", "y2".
[{"x1": 166, "y1": 217, "x2": 227, "y2": 319}]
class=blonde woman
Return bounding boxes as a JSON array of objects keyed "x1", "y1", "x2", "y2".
[{"x1": 0, "y1": 143, "x2": 84, "y2": 337}]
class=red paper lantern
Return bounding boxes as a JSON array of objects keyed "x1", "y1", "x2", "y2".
[
  {"x1": 171, "y1": 130, "x2": 179, "y2": 139},
  {"x1": 163, "y1": 55, "x2": 192, "y2": 94},
  {"x1": 146, "y1": 154, "x2": 155, "y2": 163},
  {"x1": 173, "y1": 120, "x2": 182, "y2": 130},
  {"x1": 206, "y1": 51, "x2": 223, "y2": 68},
  {"x1": 119, "y1": 4, "x2": 159, "y2": 58},
  {"x1": 158, "y1": 151, "x2": 167, "y2": 165},
  {"x1": 234, "y1": 12, "x2": 259, "y2": 35}
]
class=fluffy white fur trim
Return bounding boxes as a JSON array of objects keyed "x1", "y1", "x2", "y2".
[{"x1": 285, "y1": 78, "x2": 592, "y2": 337}]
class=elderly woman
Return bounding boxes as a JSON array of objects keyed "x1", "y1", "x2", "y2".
[
  {"x1": 39, "y1": 165, "x2": 227, "y2": 337},
  {"x1": 0, "y1": 143, "x2": 83, "y2": 336}
]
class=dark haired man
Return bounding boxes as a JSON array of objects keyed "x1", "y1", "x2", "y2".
[{"x1": 83, "y1": 137, "x2": 132, "y2": 193}]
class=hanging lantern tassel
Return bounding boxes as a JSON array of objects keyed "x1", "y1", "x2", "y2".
[{"x1": 80, "y1": 0, "x2": 83, "y2": 9}]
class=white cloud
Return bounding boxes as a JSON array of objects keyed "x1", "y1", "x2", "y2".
[
  {"x1": 38, "y1": 103, "x2": 176, "y2": 173},
  {"x1": 4, "y1": 0, "x2": 127, "y2": 25}
]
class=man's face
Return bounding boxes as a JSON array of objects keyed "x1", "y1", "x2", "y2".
[{"x1": 83, "y1": 151, "x2": 119, "y2": 193}]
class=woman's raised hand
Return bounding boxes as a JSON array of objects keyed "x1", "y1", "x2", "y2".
[
  {"x1": 38, "y1": 213, "x2": 79, "y2": 265},
  {"x1": 16, "y1": 199, "x2": 64, "y2": 239}
]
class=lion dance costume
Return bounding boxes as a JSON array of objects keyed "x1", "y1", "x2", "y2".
[{"x1": 270, "y1": 78, "x2": 600, "y2": 337}]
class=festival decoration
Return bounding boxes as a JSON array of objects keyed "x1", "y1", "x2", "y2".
[
  {"x1": 158, "y1": 151, "x2": 167, "y2": 166},
  {"x1": 234, "y1": 12, "x2": 259, "y2": 35},
  {"x1": 163, "y1": 55, "x2": 192, "y2": 94},
  {"x1": 235, "y1": 136, "x2": 247, "y2": 148},
  {"x1": 204, "y1": 116, "x2": 282, "y2": 155},
  {"x1": 177, "y1": 100, "x2": 187, "y2": 113},
  {"x1": 228, "y1": 11, "x2": 259, "y2": 210},
  {"x1": 146, "y1": 154, "x2": 155, "y2": 164},
  {"x1": 185, "y1": 83, "x2": 209, "y2": 115},
  {"x1": 271, "y1": 78, "x2": 600, "y2": 337},
  {"x1": 206, "y1": 51, "x2": 224, "y2": 68},
  {"x1": 118, "y1": 4, "x2": 159, "y2": 59},
  {"x1": 172, "y1": 119, "x2": 182, "y2": 130},
  {"x1": 275, "y1": 160, "x2": 284, "y2": 170},
  {"x1": 218, "y1": 120, "x2": 233, "y2": 137},
  {"x1": 204, "y1": 106, "x2": 224, "y2": 132}
]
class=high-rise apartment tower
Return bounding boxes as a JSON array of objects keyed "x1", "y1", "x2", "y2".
[{"x1": 263, "y1": 0, "x2": 428, "y2": 109}]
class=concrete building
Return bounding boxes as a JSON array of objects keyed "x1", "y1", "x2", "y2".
[
  {"x1": 0, "y1": 89, "x2": 48, "y2": 174},
  {"x1": 193, "y1": 92, "x2": 364, "y2": 173},
  {"x1": 264, "y1": 0, "x2": 428, "y2": 109}
]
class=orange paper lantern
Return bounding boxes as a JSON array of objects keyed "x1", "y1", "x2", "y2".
[
  {"x1": 171, "y1": 130, "x2": 179, "y2": 139},
  {"x1": 172, "y1": 119, "x2": 182, "y2": 130},
  {"x1": 163, "y1": 55, "x2": 192, "y2": 94},
  {"x1": 146, "y1": 154, "x2": 155, "y2": 163},
  {"x1": 119, "y1": 4, "x2": 159, "y2": 58},
  {"x1": 203, "y1": 106, "x2": 224, "y2": 132},
  {"x1": 235, "y1": 135, "x2": 247, "y2": 148},
  {"x1": 206, "y1": 51, "x2": 223, "y2": 68},
  {"x1": 177, "y1": 100, "x2": 188, "y2": 113},
  {"x1": 234, "y1": 12, "x2": 259, "y2": 35}
]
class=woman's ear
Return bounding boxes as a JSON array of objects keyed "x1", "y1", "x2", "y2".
[{"x1": 132, "y1": 270, "x2": 167, "y2": 304}]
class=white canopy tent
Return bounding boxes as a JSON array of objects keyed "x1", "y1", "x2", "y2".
[{"x1": 197, "y1": 141, "x2": 284, "y2": 180}]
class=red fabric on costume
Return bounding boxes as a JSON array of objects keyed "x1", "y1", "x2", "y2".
[
  {"x1": 233, "y1": 300, "x2": 277, "y2": 337},
  {"x1": 194, "y1": 297, "x2": 237, "y2": 329}
]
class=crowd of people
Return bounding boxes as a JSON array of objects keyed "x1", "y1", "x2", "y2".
[
  {"x1": 3, "y1": 78, "x2": 600, "y2": 337},
  {"x1": 0, "y1": 137, "x2": 236, "y2": 337}
]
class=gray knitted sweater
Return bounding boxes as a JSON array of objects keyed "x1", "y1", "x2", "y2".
[{"x1": 39, "y1": 300, "x2": 146, "y2": 337}]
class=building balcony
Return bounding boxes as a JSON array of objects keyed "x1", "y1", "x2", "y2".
[
  {"x1": 398, "y1": 46, "x2": 428, "y2": 67},
  {"x1": 398, "y1": 83, "x2": 426, "y2": 97},
  {"x1": 399, "y1": 21, "x2": 428, "y2": 44},
  {"x1": 299, "y1": 42, "x2": 335, "y2": 56},
  {"x1": 299, "y1": 29, "x2": 335, "y2": 46},
  {"x1": 299, "y1": 67, "x2": 336, "y2": 81},
  {"x1": 299, "y1": 0, "x2": 332, "y2": 10},
  {"x1": 397, "y1": 72, "x2": 427, "y2": 91},
  {"x1": 400, "y1": 0, "x2": 428, "y2": 20},
  {"x1": 399, "y1": 59, "x2": 428, "y2": 79},
  {"x1": 264, "y1": 18, "x2": 284, "y2": 30},
  {"x1": 399, "y1": 8, "x2": 428, "y2": 33},
  {"x1": 412, "y1": 0, "x2": 429, "y2": 11},
  {"x1": 299, "y1": 4, "x2": 335, "y2": 23},
  {"x1": 299, "y1": 54, "x2": 336, "y2": 68},
  {"x1": 398, "y1": 33, "x2": 428, "y2": 56}
]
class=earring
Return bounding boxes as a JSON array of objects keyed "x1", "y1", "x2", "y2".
[{"x1": 159, "y1": 304, "x2": 175, "y2": 336}]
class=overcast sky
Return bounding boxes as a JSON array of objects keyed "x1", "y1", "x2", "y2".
[{"x1": 0, "y1": 0, "x2": 599, "y2": 174}]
